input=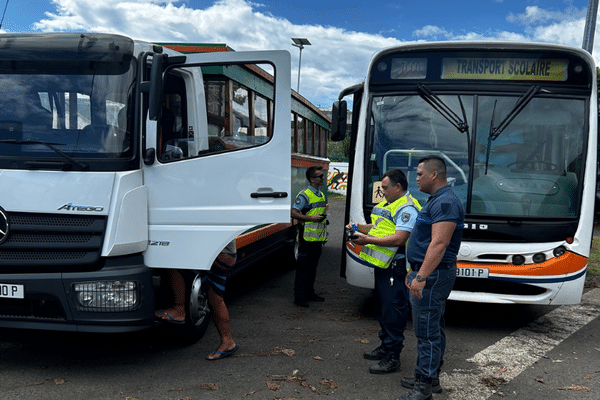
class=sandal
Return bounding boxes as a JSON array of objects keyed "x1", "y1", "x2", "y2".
[{"x1": 155, "y1": 309, "x2": 185, "y2": 324}]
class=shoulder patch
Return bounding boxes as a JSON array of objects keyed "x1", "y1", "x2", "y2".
[{"x1": 401, "y1": 212, "x2": 411, "y2": 223}]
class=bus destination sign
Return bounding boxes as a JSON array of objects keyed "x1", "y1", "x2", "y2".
[{"x1": 441, "y1": 58, "x2": 568, "y2": 81}]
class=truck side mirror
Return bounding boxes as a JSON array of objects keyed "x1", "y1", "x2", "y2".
[
  {"x1": 148, "y1": 53, "x2": 164, "y2": 121},
  {"x1": 331, "y1": 100, "x2": 347, "y2": 142}
]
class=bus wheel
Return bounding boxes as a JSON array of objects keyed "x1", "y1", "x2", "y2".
[{"x1": 172, "y1": 271, "x2": 211, "y2": 345}]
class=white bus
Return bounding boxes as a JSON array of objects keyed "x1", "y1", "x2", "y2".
[{"x1": 332, "y1": 42, "x2": 597, "y2": 305}]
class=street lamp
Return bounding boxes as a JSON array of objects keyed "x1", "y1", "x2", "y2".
[{"x1": 291, "y1": 38, "x2": 311, "y2": 93}]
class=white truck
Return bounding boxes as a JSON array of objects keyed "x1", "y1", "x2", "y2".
[{"x1": 0, "y1": 33, "x2": 291, "y2": 342}]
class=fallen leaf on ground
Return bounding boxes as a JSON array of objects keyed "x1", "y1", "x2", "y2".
[
  {"x1": 557, "y1": 384, "x2": 590, "y2": 391},
  {"x1": 354, "y1": 338, "x2": 370, "y2": 344},
  {"x1": 495, "y1": 367, "x2": 508, "y2": 374},
  {"x1": 480, "y1": 376, "x2": 507, "y2": 388},
  {"x1": 265, "y1": 346, "x2": 295, "y2": 357},
  {"x1": 266, "y1": 380, "x2": 280, "y2": 391},
  {"x1": 271, "y1": 375, "x2": 305, "y2": 383},
  {"x1": 197, "y1": 383, "x2": 221, "y2": 391},
  {"x1": 535, "y1": 377, "x2": 545, "y2": 384},
  {"x1": 301, "y1": 381, "x2": 317, "y2": 392},
  {"x1": 320, "y1": 378, "x2": 341, "y2": 390},
  {"x1": 314, "y1": 356, "x2": 323, "y2": 361}
]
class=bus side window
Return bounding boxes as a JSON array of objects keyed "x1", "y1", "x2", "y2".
[{"x1": 200, "y1": 73, "x2": 273, "y2": 157}]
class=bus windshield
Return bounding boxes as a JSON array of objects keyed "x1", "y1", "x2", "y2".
[
  {"x1": 368, "y1": 92, "x2": 585, "y2": 218},
  {"x1": 0, "y1": 60, "x2": 136, "y2": 169}
]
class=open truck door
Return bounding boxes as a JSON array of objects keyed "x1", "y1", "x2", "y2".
[{"x1": 142, "y1": 50, "x2": 291, "y2": 270}]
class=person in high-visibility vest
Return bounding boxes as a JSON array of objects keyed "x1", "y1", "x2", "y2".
[
  {"x1": 291, "y1": 166, "x2": 328, "y2": 307},
  {"x1": 347, "y1": 169, "x2": 421, "y2": 375}
]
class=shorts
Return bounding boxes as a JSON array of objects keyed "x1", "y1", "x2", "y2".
[{"x1": 206, "y1": 252, "x2": 237, "y2": 298}]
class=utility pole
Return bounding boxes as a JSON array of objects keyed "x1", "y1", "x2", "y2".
[
  {"x1": 291, "y1": 38, "x2": 311, "y2": 93},
  {"x1": 582, "y1": 0, "x2": 599, "y2": 53}
]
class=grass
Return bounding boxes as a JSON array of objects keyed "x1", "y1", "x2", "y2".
[{"x1": 588, "y1": 238, "x2": 600, "y2": 278}]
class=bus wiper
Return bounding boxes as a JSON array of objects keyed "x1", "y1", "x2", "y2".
[
  {"x1": 417, "y1": 84, "x2": 472, "y2": 163},
  {"x1": 0, "y1": 139, "x2": 89, "y2": 170},
  {"x1": 417, "y1": 84, "x2": 469, "y2": 133},
  {"x1": 485, "y1": 85, "x2": 540, "y2": 174}
]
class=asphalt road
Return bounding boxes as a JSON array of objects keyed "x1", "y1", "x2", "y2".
[{"x1": 0, "y1": 195, "x2": 599, "y2": 400}]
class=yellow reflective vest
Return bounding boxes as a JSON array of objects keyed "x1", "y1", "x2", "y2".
[
  {"x1": 296, "y1": 188, "x2": 328, "y2": 242},
  {"x1": 359, "y1": 194, "x2": 421, "y2": 269}
]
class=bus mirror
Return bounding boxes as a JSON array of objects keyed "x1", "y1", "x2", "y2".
[
  {"x1": 331, "y1": 100, "x2": 347, "y2": 141},
  {"x1": 148, "y1": 54, "x2": 164, "y2": 121}
]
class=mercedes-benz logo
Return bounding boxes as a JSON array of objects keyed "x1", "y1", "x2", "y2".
[{"x1": 0, "y1": 206, "x2": 9, "y2": 245}]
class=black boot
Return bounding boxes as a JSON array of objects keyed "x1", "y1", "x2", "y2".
[
  {"x1": 401, "y1": 376, "x2": 442, "y2": 393},
  {"x1": 368, "y1": 353, "x2": 400, "y2": 374},
  {"x1": 394, "y1": 375, "x2": 432, "y2": 400}
]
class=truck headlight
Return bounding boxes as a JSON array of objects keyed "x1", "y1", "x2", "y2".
[{"x1": 73, "y1": 281, "x2": 139, "y2": 312}]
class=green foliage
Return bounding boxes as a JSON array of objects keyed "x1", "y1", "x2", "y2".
[
  {"x1": 589, "y1": 238, "x2": 600, "y2": 277},
  {"x1": 327, "y1": 134, "x2": 352, "y2": 162}
]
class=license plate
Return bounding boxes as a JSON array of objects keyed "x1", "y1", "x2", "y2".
[
  {"x1": 0, "y1": 283, "x2": 24, "y2": 299},
  {"x1": 456, "y1": 267, "x2": 489, "y2": 279}
]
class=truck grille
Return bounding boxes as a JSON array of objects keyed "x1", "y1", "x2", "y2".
[{"x1": 0, "y1": 212, "x2": 106, "y2": 271}]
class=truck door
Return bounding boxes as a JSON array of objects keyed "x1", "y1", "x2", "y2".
[{"x1": 143, "y1": 50, "x2": 291, "y2": 270}]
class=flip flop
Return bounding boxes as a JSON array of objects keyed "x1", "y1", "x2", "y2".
[
  {"x1": 155, "y1": 309, "x2": 185, "y2": 324},
  {"x1": 206, "y1": 344, "x2": 239, "y2": 361}
]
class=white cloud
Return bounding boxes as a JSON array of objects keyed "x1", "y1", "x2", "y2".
[
  {"x1": 507, "y1": 5, "x2": 586, "y2": 26},
  {"x1": 25, "y1": 0, "x2": 600, "y2": 105},
  {"x1": 414, "y1": 25, "x2": 452, "y2": 39},
  {"x1": 33, "y1": 0, "x2": 406, "y2": 106}
]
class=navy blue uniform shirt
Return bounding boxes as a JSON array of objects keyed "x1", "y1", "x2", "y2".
[{"x1": 406, "y1": 185, "x2": 464, "y2": 265}]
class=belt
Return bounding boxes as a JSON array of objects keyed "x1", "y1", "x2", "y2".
[{"x1": 409, "y1": 262, "x2": 456, "y2": 271}]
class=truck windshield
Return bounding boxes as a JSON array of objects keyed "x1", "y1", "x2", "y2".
[
  {"x1": 367, "y1": 93, "x2": 586, "y2": 218},
  {"x1": 0, "y1": 61, "x2": 136, "y2": 170}
]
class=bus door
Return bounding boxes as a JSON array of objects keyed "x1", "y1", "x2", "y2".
[{"x1": 143, "y1": 50, "x2": 291, "y2": 270}]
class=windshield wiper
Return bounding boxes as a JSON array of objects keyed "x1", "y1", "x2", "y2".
[
  {"x1": 484, "y1": 85, "x2": 540, "y2": 174},
  {"x1": 0, "y1": 139, "x2": 89, "y2": 170},
  {"x1": 417, "y1": 85, "x2": 470, "y2": 133},
  {"x1": 417, "y1": 84, "x2": 471, "y2": 163}
]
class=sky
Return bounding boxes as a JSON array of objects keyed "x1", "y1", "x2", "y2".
[{"x1": 0, "y1": 0, "x2": 596, "y2": 107}]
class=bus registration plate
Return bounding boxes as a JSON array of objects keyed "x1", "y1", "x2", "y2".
[
  {"x1": 0, "y1": 283, "x2": 24, "y2": 299},
  {"x1": 456, "y1": 267, "x2": 489, "y2": 279}
]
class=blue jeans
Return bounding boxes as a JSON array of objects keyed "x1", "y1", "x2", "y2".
[
  {"x1": 408, "y1": 266, "x2": 456, "y2": 379},
  {"x1": 374, "y1": 264, "x2": 410, "y2": 356}
]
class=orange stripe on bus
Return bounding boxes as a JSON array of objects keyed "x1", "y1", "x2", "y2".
[
  {"x1": 345, "y1": 241, "x2": 364, "y2": 256},
  {"x1": 236, "y1": 223, "x2": 292, "y2": 248},
  {"x1": 458, "y1": 251, "x2": 587, "y2": 276}
]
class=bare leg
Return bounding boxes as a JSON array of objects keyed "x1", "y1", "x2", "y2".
[
  {"x1": 156, "y1": 269, "x2": 185, "y2": 322},
  {"x1": 206, "y1": 287, "x2": 236, "y2": 359}
]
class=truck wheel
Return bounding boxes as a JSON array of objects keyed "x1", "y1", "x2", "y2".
[{"x1": 171, "y1": 271, "x2": 211, "y2": 345}]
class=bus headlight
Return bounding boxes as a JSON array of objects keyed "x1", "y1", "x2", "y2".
[
  {"x1": 553, "y1": 246, "x2": 566, "y2": 257},
  {"x1": 512, "y1": 255, "x2": 525, "y2": 265},
  {"x1": 73, "y1": 281, "x2": 139, "y2": 312},
  {"x1": 532, "y1": 253, "x2": 546, "y2": 264}
]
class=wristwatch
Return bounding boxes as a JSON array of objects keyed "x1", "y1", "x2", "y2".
[{"x1": 415, "y1": 274, "x2": 427, "y2": 282}]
